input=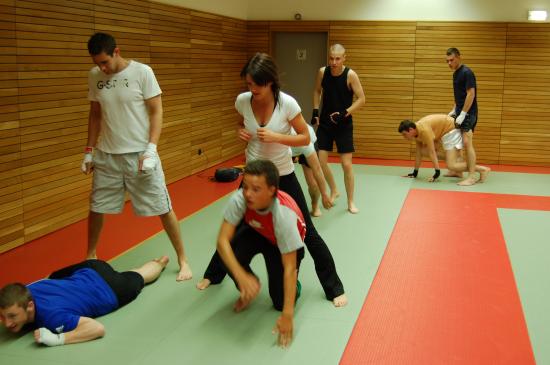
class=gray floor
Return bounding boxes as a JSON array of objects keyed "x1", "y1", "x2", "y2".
[{"x1": 1, "y1": 164, "x2": 549, "y2": 364}]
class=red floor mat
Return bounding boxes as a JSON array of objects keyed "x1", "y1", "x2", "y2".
[{"x1": 340, "y1": 190, "x2": 550, "y2": 364}]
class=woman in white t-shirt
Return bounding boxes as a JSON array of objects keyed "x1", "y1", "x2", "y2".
[{"x1": 198, "y1": 53, "x2": 347, "y2": 307}]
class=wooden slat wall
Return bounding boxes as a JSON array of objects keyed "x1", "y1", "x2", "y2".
[
  {"x1": 502, "y1": 23, "x2": 550, "y2": 166},
  {"x1": 17, "y1": 0, "x2": 93, "y2": 243},
  {"x1": 0, "y1": 1, "x2": 247, "y2": 253},
  {"x1": 221, "y1": 16, "x2": 248, "y2": 159},
  {"x1": 414, "y1": 22, "x2": 507, "y2": 163},
  {"x1": 3, "y1": 12, "x2": 550, "y2": 253},
  {"x1": 247, "y1": 20, "x2": 550, "y2": 165},
  {"x1": 331, "y1": 21, "x2": 416, "y2": 159},
  {"x1": 149, "y1": 2, "x2": 191, "y2": 182},
  {"x1": 0, "y1": 0, "x2": 22, "y2": 252}
]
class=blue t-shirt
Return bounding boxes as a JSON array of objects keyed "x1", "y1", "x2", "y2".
[
  {"x1": 453, "y1": 64, "x2": 477, "y2": 117},
  {"x1": 28, "y1": 268, "x2": 118, "y2": 333}
]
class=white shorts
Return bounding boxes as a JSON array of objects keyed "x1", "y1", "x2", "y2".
[
  {"x1": 90, "y1": 150, "x2": 172, "y2": 216},
  {"x1": 441, "y1": 129, "x2": 463, "y2": 151}
]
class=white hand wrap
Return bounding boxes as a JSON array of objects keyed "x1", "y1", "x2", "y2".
[
  {"x1": 81, "y1": 151, "x2": 93, "y2": 173},
  {"x1": 448, "y1": 108, "x2": 457, "y2": 118},
  {"x1": 455, "y1": 111, "x2": 467, "y2": 126},
  {"x1": 37, "y1": 327, "x2": 65, "y2": 346},
  {"x1": 141, "y1": 143, "x2": 158, "y2": 171}
]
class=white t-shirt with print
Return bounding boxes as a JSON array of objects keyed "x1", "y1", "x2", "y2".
[
  {"x1": 88, "y1": 60, "x2": 162, "y2": 154},
  {"x1": 235, "y1": 91, "x2": 301, "y2": 176}
]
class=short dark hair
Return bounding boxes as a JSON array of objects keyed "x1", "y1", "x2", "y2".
[
  {"x1": 398, "y1": 120, "x2": 417, "y2": 133},
  {"x1": 243, "y1": 160, "x2": 279, "y2": 191},
  {"x1": 88, "y1": 32, "x2": 117, "y2": 56},
  {"x1": 0, "y1": 283, "x2": 32, "y2": 309},
  {"x1": 240, "y1": 53, "x2": 281, "y2": 107},
  {"x1": 446, "y1": 47, "x2": 461, "y2": 57}
]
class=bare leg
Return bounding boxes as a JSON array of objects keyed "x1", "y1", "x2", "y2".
[
  {"x1": 340, "y1": 153, "x2": 357, "y2": 214},
  {"x1": 132, "y1": 256, "x2": 169, "y2": 284},
  {"x1": 302, "y1": 165, "x2": 321, "y2": 217},
  {"x1": 318, "y1": 150, "x2": 339, "y2": 202},
  {"x1": 446, "y1": 149, "x2": 490, "y2": 184},
  {"x1": 458, "y1": 131, "x2": 477, "y2": 186},
  {"x1": 478, "y1": 166, "x2": 491, "y2": 183},
  {"x1": 87, "y1": 211, "x2": 104, "y2": 259},
  {"x1": 444, "y1": 170, "x2": 463, "y2": 178},
  {"x1": 159, "y1": 210, "x2": 192, "y2": 281}
]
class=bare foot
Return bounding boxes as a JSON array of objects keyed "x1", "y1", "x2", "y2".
[
  {"x1": 333, "y1": 294, "x2": 348, "y2": 307},
  {"x1": 478, "y1": 166, "x2": 491, "y2": 183},
  {"x1": 233, "y1": 297, "x2": 250, "y2": 312},
  {"x1": 348, "y1": 202, "x2": 359, "y2": 214},
  {"x1": 154, "y1": 255, "x2": 170, "y2": 269},
  {"x1": 196, "y1": 278, "x2": 211, "y2": 290},
  {"x1": 311, "y1": 207, "x2": 322, "y2": 217},
  {"x1": 457, "y1": 176, "x2": 476, "y2": 186},
  {"x1": 176, "y1": 260, "x2": 193, "y2": 281},
  {"x1": 444, "y1": 171, "x2": 463, "y2": 178},
  {"x1": 330, "y1": 191, "x2": 340, "y2": 204}
]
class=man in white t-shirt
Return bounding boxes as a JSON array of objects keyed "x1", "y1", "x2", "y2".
[{"x1": 82, "y1": 32, "x2": 192, "y2": 281}]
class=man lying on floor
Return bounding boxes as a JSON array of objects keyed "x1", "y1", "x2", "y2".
[{"x1": 0, "y1": 256, "x2": 169, "y2": 346}]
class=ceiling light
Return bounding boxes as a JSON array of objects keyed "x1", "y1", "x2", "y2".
[{"x1": 528, "y1": 10, "x2": 547, "y2": 21}]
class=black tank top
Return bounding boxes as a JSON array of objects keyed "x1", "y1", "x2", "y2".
[{"x1": 320, "y1": 66, "x2": 353, "y2": 120}]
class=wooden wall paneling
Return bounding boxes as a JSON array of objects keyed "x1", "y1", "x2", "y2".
[
  {"x1": 221, "y1": 17, "x2": 248, "y2": 160},
  {"x1": 189, "y1": 11, "x2": 224, "y2": 174},
  {"x1": 0, "y1": 0, "x2": 23, "y2": 253},
  {"x1": 330, "y1": 21, "x2": 416, "y2": 159},
  {"x1": 502, "y1": 23, "x2": 550, "y2": 166},
  {"x1": 4, "y1": 4, "x2": 550, "y2": 254},
  {"x1": 415, "y1": 22, "x2": 507, "y2": 164},
  {"x1": 149, "y1": 2, "x2": 191, "y2": 183},
  {"x1": 246, "y1": 21, "x2": 270, "y2": 57},
  {"x1": 94, "y1": 0, "x2": 151, "y2": 64},
  {"x1": 15, "y1": 0, "x2": 93, "y2": 244},
  {"x1": 268, "y1": 20, "x2": 330, "y2": 34}
]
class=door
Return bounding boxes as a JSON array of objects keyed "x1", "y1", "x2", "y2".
[{"x1": 273, "y1": 32, "x2": 327, "y2": 123}]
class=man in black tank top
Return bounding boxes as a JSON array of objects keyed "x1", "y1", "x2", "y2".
[
  {"x1": 312, "y1": 44, "x2": 365, "y2": 214},
  {"x1": 446, "y1": 47, "x2": 483, "y2": 186}
]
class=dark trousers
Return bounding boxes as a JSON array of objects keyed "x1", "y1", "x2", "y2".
[
  {"x1": 224, "y1": 224, "x2": 304, "y2": 310},
  {"x1": 204, "y1": 172, "x2": 344, "y2": 300}
]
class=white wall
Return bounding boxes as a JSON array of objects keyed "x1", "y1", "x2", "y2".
[{"x1": 155, "y1": 0, "x2": 550, "y2": 21}]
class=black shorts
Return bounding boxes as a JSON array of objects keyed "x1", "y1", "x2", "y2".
[
  {"x1": 297, "y1": 154, "x2": 310, "y2": 168},
  {"x1": 49, "y1": 259, "x2": 145, "y2": 308},
  {"x1": 316, "y1": 119, "x2": 355, "y2": 153},
  {"x1": 458, "y1": 114, "x2": 477, "y2": 132}
]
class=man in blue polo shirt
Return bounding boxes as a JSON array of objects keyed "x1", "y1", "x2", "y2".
[{"x1": 0, "y1": 256, "x2": 168, "y2": 346}]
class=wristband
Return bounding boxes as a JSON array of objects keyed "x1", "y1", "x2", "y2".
[
  {"x1": 433, "y1": 169, "x2": 440, "y2": 180},
  {"x1": 311, "y1": 109, "x2": 319, "y2": 126},
  {"x1": 84, "y1": 146, "x2": 93, "y2": 153}
]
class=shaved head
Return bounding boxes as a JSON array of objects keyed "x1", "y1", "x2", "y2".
[{"x1": 330, "y1": 44, "x2": 346, "y2": 55}]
